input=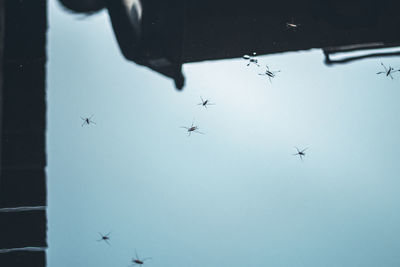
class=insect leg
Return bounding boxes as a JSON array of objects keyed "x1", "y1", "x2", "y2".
[{"x1": 381, "y1": 62, "x2": 388, "y2": 72}]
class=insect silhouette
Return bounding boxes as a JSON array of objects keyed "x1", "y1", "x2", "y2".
[
  {"x1": 376, "y1": 62, "x2": 400, "y2": 79},
  {"x1": 181, "y1": 120, "x2": 204, "y2": 136},
  {"x1": 129, "y1": 250, "x2": 152, "y2": 266},
  {"x1": 243, "y1": 52, "x2": 260, "y2": 67},
  {"x1": 259, "y1": 65, "x2": 281, "y2": 83},
  {"x1": 198, "y1": 96, "x2": 215, "y2": 109},
  {"x1": 286, "y1": 18, "x2": 300, "y2": 30},
  {"x1": 97, "y1": 232, "x2": 111, "y2": 245},
  {"x1": 293, "y1": 147, "x2": 308, "y2": 161},
  {"x1": 81, "y1": 115, "x2": 96, "y2": 126}
]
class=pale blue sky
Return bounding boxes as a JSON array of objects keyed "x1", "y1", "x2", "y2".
[{"x1": 47, "y1": 1, "x2": 400, "y2": 266}]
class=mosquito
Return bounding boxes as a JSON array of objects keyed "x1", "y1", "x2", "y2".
[
  {"x1": 129, "y1": 250, "x2": 152, "y2": 266},
  {"x1": 286, "y1": 18, "x2": 300, "y2": 30},
  {"x1": 293, "y1": 147, "x2": 308, "y2": 161},
  {"x1": 243, "y1": 52, "x2": 260, "y2": 67},
  {"x1": 97, "y1": 232, "x2": 111, "y2": 245},
  {"x1": 81, "y1": 115, "x2": 96, "y2": 126},
  {"x1": 198, "y1": 96, "x2": 215, "y2": 109},
  {"x1": 376, "y1": 62, "x2": 400, "y2": 79},
  {"x1": 259, "y1": 65, "x2": 281, "y2": 83},
  {"x1": 181, "y1": 120, "x2": 204, "y2": 136}
]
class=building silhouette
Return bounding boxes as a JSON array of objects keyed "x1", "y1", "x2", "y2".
[
  {"x1": 0, "y1": 0, "x2": 47, "y2": 266},
  {"x1": 62, "y1": 0, "x2": 400, "y2": 89}
]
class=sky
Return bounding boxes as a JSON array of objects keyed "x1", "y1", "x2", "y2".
[{"x1": 47, "y1": 1, "x2": 400, "y2": 266}]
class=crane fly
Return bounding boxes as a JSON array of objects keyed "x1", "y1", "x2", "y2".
[
  {"x1": 259, "y1": 65, "x2": 281, "y2": 83},
  {"x1": 130, "y1": 250, "x2": 152, "y2": 266},
  {"x1": 243, "y1": 52, "x2": 260, "y2": 67},
  {"x1": 198, "y1": 96, "x2": 215, "y2": 109},
  {"x1": 81, "y1": 115, "x2": 96, "y2": 126},
  {"x1": 181, "y1": 120, "x2": 204, "y2": 136},
  {"x1": 293, "y1": 147, "x2": 308, "y2": 161},
  {"x1": 376, "y1": 62, "x2": 400, "y2": 79},
  {"x1": 286, "y1": 18, "x2": 300, "y2": 30},
  {"x1": 97, "y1": 232, "x2": 111, "y2": 245}
]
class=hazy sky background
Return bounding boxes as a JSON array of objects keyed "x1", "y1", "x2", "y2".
[{"x1": 47, "y1": 1, "x2": 400, "y2": 266}]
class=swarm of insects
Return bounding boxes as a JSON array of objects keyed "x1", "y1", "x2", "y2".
[
  {"x1": 181, "y1": 120, "x2": 204, "y2": 136},
  {"x1": 243, "y1": 52, "x2": 260, "y2": 67},
  {"x1": 130, "y1": 251, "x2": 152, "y2": 266},
  {"x1": 81, "y1": 115, "x2": 96, "y2": 126},
  {"x1": 198, "y1": 96, "x2": 215, "y2": 109},
  {"x1": 376, "y1": 62, "x2": 400, "y2": 79},
  {"x1": 259, "y1": 65, "x2": 281, "y2": 83},
  {"x1": 293, "y1": 147, "x2": 308, "y2": 161}
]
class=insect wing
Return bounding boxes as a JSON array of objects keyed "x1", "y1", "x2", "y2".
[{"x1": 300, "y1": 147, "x2": 309, "y2": 153}]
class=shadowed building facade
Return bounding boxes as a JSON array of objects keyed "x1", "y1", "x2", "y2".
[{"x1": 0, "y1": 0, "x2": 47, "y2": 266}]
